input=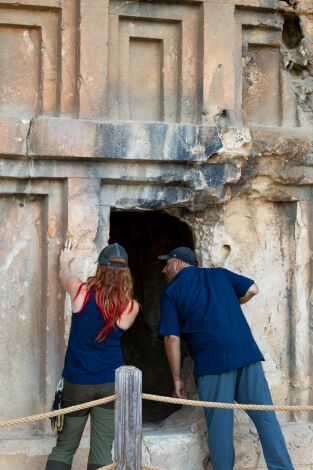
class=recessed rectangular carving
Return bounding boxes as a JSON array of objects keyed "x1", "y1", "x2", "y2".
[
  {"x1": 116, "y1": 17, "x2": 180, "y2": 122},
  {"x1": 243, "y1": 44, "x2": 281, "y2": 126},
  {"x1": 0, "y1": 195, "x2": 44, "y2": 437},
  {"x1": 0, "y1": 26, "x2": 41, "y2": 117},
  {"x1": 129, "y1": 38, "x2": 162, "y2": 121},
  {"x1": 108, "y1": 1, "x2": 202, "y2": 123},
  {"x1": 0, "y1": 4, "x2": 75, "y2": 118},
  {"x1": 236, "y1": 10, "x2": 298, "y2": 128}
]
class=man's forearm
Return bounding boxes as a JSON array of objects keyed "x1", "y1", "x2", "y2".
[{"x1": 164, "y1": 335, "x2": 181, "y2": 381}]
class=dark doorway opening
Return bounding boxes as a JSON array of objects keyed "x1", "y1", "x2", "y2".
[{"x1": 109, "y1": 210, "x2": 194, "y2": 423}]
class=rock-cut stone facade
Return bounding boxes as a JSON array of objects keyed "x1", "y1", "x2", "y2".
[{"x1": 0, "y1": 0, "x2": 312, "y2": 468}]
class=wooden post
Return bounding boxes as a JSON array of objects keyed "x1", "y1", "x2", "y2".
[{"x1": 114, "y1": 366, "x2": 142, "y2": 470}]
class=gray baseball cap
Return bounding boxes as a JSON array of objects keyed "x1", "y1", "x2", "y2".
[{"x1": 98, "y1": 243, "x2": 128, "y2": 268}]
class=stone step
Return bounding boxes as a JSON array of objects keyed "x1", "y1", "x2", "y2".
[{"x1": 0, "y1": 421, "x2": 311, "y2": 469}]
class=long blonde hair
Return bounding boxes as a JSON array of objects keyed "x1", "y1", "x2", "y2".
[{"x1": 75, "y1": 264, "x2": 134, "y2": 340}]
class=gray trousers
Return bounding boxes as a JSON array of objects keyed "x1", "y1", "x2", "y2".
[
  {"x1": 197, "y1": 362, "x2": 294, "y2": 470},
  {"x1": 46, "y1": 381, "x2": 115, "y2": 470}
]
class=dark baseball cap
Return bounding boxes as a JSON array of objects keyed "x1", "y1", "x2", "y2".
[
  {"x1": 158, "y1": 247, "x2": 198, "y2": 266},
  {"x1": 98, "y1": 243, "x2": 128, "y2": 268}
]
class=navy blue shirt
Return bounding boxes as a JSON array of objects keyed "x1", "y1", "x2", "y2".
[
  {"x1": 158, "y1": 267, "x2": 264, "y2": 379},
  {"x1": 63, "y1": 292, "x2": 124, "y2": 384}
]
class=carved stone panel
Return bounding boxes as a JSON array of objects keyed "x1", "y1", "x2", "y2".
[
  {"x1": 237, "y1": 8, "x2": 299, "y2": 127},
  {"x1": 108, "y1": 0, "x2": 203, "y2": 123},
  {"x1": 0, "y1": 26, "x2": 41, "y2": 117},
  {"x1": 0, "y1": 180, "x2": 65, "y2": 441},
  {"x1": 0, "y1": 1, "x2": 77, "y2": 118},
  {"x1": 0, "y1": 195, "x2": 44, "y2": 437},
  {"x1": 242, "y1": 28, "x2": 282, "y2": 126}
]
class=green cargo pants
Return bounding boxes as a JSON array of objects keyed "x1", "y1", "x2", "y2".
[{"x1": 46, "y1": 381, "x2": 115, "y2": 470}]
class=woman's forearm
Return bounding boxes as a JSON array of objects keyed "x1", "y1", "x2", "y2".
[{"x1": 59, "y1": 260, "x2": 71, "y2": 289}]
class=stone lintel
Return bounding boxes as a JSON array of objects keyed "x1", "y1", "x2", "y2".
[
  {"x1": 28, "y1": 117, "x2": 223, "y2": 161},
  {"x1": 2, "y1": 116, "x2": 308, "y2": 164},
  {"x1": 108, "y1": 0, "x2": 281, "y2": 9},
  {"x1": 1, "y1": 0, "x2": 62, "y2": 7},
  {"x1": 0, "y1": 160, "x2": 241, "y2": 210}
]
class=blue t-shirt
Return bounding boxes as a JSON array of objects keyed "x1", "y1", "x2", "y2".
[{"x1": 158, "y1": 266, "x2": 264, "y2": 379}]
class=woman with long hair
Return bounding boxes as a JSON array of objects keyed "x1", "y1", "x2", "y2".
[{"x1": 46, "y1": 240, "x2": 139, "y2": 470}]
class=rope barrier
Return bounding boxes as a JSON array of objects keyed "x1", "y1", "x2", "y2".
[
  {"x1": 142, "y1": 465, "x2": 165, "y2": 470},
  {"x1": 98, "y1": 465, "x2": 116, "y2": 470},
  {"x1": 142, "y1": 393, "x2": 313, "y2": 412},
  {"x1": 0, "y1": 392, "x2": 312, "y2": 430},
  {"x1": 0, "y1": 395, "x2": 116, "y2": 429},
  {"x1": 0, "y1": 390, "x2": 312, "y2": 470},
  {"x1": 98, "y1": 463, "x2": 165, "y2": 470}
]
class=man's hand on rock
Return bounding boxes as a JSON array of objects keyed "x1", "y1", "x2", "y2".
[{"x1": 173, "y1": 378, "x2": 186, "y2": 399}]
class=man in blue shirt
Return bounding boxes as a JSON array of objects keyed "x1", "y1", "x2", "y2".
[{"x1": 158, "y1": 247, "x2": 294, "y2": 470}]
